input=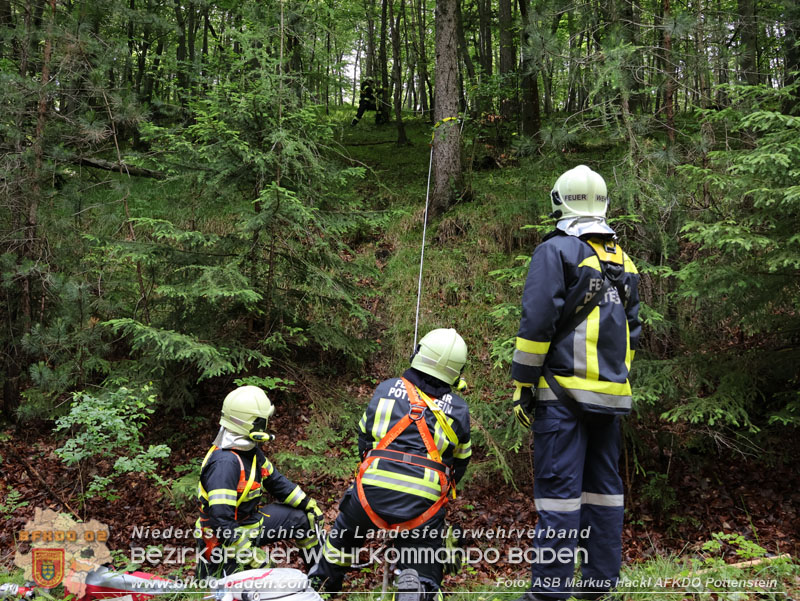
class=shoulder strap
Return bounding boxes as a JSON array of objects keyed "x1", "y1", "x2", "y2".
[
  {"x1": 200, "y1": 445, "x2": 218, "y2": 470},
  {"x1": 415, "y1": 387, "x2": 459, "y2": 446},
  {"x1": 551, "y1": 237, "x2": 626, "y2": 347},
  {"x1": 355, "y1": 379, "x2": 453, "y2": 531},
  {"x1": 543, "y1": 238, "x2": 623, "y2": 419}
]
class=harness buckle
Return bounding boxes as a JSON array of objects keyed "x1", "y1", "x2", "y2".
[{"x1": 408, "y1": 404, "x2": 426, "y2": 421}]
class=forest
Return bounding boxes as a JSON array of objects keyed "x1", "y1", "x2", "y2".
[{"x1": 0, "y1": 0, "x2": 798, "y2": 598}]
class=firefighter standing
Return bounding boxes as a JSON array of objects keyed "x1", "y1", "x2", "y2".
[
  {"x1": 195, "y1": 386, "x2": 323, "y2": 578},
  {"x1": 351, "y1": 78, "x2": 386, "y2": 126},
  {"x1": 309, "y1": 328, "x2": 472, "y2": 600},
  {"x1": 511, "y1": 166, "x2": 641, "y2": 601}
]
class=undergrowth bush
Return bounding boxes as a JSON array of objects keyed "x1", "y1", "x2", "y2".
[{"x1": 55, "y1": 382, "x2": 171, "y2": 502}]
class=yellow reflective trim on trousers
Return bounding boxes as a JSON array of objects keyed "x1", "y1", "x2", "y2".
[
  {"x1": 582, "y1": 492, "x2": 624, "y2": 507},
  {"x1": 585, "y1": 306, "x2": 601, "y2": 380},
  {"x1": 322, "y1": 538, "x2": 352, "y2": 567},
  {"x1": 228, "y1": 521, "x2": 262, "y2": 548},
  {"x1": 516, "y1": 337, "x2": 550, "y2": 355},
  {"x1": 371, "y1": 398, "x2": 395, "y2": 441},
  {"x1": 537, "y1": 375, "x2": 631, "y2": 396},
  {"x1": 297, "y1": 535, "x2": 317, "y2": 549},
  {"x1": 535, "y1": 496, "x2": 582, "y2": 512}
]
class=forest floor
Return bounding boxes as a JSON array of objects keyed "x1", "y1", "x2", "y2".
[
  {"x1": 1, "y1": 400, "x2": 798, "y2": 593},
  {"x1": 1, "y1": 112, "x2": 798, "y2": 599}
]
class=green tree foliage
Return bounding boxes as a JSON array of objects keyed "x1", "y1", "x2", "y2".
[
  {"x1": 0, "y1": 0, "x2": 377, "y2": 419},
  {"x1": 666, "y1": 84, "x2": 800, "y2": 430}
]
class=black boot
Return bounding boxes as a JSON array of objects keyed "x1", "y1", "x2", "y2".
[{"x1": 395, "y1": 569, "x2": 423, "y2": 601}]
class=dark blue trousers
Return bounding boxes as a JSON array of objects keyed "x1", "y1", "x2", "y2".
[
  {"x1": 527, "y1": 403, "x2": 624, "y2": 600},
  {"x1": 309, "y1": 488, "x2": 445, "y2": 594}
]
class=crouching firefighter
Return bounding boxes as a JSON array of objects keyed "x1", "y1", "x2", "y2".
[
  {"x1": 195, "y1": 386, "x2": 323, "y2": 578},
  {"x1": 511, "y1": 165, "x2": 641, "y2": 601},
  {"x1": 309, "y1": 329, "x2": 472, "y2": 600}
]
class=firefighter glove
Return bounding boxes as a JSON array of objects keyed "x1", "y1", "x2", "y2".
[
  {"x1": 248, "y1": 546, "x2": 269, "y2": 569},
  {"x1": 306, "y1": 498, "x2": 324, "y2": 531},
  {"x1": 513, "y1": 382, "x2": 534, "y2": 429}
]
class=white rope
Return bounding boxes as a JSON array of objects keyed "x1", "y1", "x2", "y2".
[
  {"x1": 413, "y1": 110, "x2": 469, "y2": 351},
  {"x1": 413, "y1": 144, "x2": 434, "y2": 350}
]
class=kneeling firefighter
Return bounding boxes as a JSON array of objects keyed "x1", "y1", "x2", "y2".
[
  {"x1": 195, "y1": 386, "x2": 323, "y2": 578},
  {"x1": 309, "y1": 328, "x2": 472, "y2": 600}
]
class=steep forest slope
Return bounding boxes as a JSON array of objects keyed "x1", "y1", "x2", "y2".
[{"x1": 2, "y1": 112, "x2": 798, "y2": 597}]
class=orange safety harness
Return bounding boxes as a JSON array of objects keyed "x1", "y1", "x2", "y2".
[
  {"x1": 198, "y1": 446, "x2": 267, "y2": 560},
  {"x1": 356, "y1": 378, "x2": 454, "y2": 531}
]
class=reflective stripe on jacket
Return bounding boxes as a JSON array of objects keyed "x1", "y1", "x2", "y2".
[
  {"x1": 511, "y1": 231, "x2": 641, "y2": 415},
  {"x1": 197, "y1": 445, "x2": 310, "y2": 544}
]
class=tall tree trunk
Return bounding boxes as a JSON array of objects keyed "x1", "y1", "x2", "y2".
[
  {"x1": 174, "y1": 0, "x2": 189, "y2": 104},
  {"x1": 432, "y1": 0, "x2": 463, "y2": 215},
  {"x1": 477, "y1": 0, "x2": 492, "y2": 76},
  {"x1": 379, "y1": 0, "x2": 391, "y2": 122},
  {"x1": 413, "y1": 0, "x2": 431, "y2": 116},
  {"x1": 353, "y1": 35, "x2": 362, "y2": 104},
  {"x1": 124, "y1": 0, "x2": 135, "y2": 86},
  {"x1": 518, "y1": 0, "x2": 541, "y2": 138},
  {"x1": 498, "y1": 0, "x2": 516, "y2": 120},
  {"x1": 0, "y1": 0, "x2": 12, "y2": 59},
  {"x1": 143, "y1": 36, "x2": 164, "y2": 105},
  {"x1": 783, "y1": 0, "x2": 800, "y2": 113},
  {"x1": 390, "y1": 0, "x2": 408, "y2": 143},
  {"x1": 187, "y1": 0, "x2": 196, "y2": 86},
  {"x1": 365, "y1": 0, "x2": 377, "y2": 77},
  {"x1": 455, "y1": 0, "x2": 477, "y2": 114},
  {"x1": 662, "y1": 0, "x2": 675, "y2": 144},
  {"x1": 737, "y1": 0, "x2": 759, "y2": 84},
  {"x1": 325, "y1": 22, "x2": 331, "y2": 113}
]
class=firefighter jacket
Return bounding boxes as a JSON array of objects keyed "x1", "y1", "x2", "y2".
[
  {"x1": 196, "y1": 445, "x2": 312, "y2": 545},
  {"x1": 357, "y1": 368, "x2": 471, "y2": 522},
  {"x1": 511, "y1": 230, "x2": 641, "y2": 415},
  {"x1": 360, "y1": 81, "x2": 375, "y2": 103}
]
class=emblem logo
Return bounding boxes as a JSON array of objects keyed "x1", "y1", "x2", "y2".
[{"x1": 32, "y1": 548, "x2": 65, "y2": 588}]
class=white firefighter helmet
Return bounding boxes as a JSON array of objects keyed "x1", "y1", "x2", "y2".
[
  {"x1": 411, "y1": 328, "x2": 468, "y2": 385},
  {"x1": 550, "y1": 165, "x2": 608, "y2": 219},
  {"x1": 220, "y1": 385, "x2": 275, "y2": 442}
]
